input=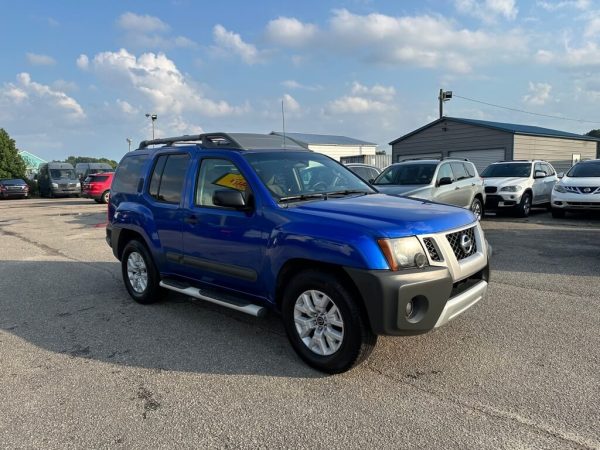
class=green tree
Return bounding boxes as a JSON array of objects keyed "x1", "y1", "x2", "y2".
[
  {"x1": 0, "y1": 128, "x2": 27, "y2": 179},
  {"x1": 585, "y1": 129, "x2": 600, "y2": 139},
  {"x1": 64, "y1": 155, "x2": 118, "y2": 169}
]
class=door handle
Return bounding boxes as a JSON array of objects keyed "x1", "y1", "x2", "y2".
[{"x1": 184, "y1": 215, "x2": 198, "y2": 225}]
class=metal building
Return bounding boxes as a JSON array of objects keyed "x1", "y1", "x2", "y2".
[
  {"x1": 390, "y1": 117, "x2": 600, "y2": 173},
  {"x1": 270, "y1": 132, "x2": 377, "y2": 162}
]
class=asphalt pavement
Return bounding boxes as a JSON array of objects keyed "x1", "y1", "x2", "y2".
[{"x1": 0, "y1": 198, "x2": 598, "y2": 449}]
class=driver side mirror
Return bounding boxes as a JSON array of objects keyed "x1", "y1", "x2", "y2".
[
  {"x1": 557, "y1": 172, "x2": 564, "y2": 179},
  {"x1": 438, "y1": 177, "x2": 453, "y2": 186},
  {"x1": 213, "y1": 189, "x2": 249, "y2": 209},
  {"x1": 534, "y1": 171, "x2": 547, "y2": 179}
]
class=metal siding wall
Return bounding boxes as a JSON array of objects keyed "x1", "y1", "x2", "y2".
[
  {"x1": 448, "y1": 149, "x2": 505, "y2": 173},
  {"x1": 391, "y1": 120, "x2": 513, "y2": 161},
  {"x1": 513, "y1": 135, "x2": 597, "y2": 173},
  {"x1": 308, "y1": 144, "x2": 377, "y2": 162},
  {"x1": 340, "y1": 154, "x2": 392, "y2": 169}
]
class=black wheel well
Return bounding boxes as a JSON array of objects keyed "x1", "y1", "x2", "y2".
[
  {"x1": 474, "y1": 193, "x2": 484, "y2": 202},
  {"x1": 274, "y1": 258, "x2": 370, "y2": 324},
  {"x1": 117, "y1": 229, "x2": 145, "y2": 260}
]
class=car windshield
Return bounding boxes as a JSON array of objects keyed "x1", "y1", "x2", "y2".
[
  {"x1": 50, "y1": 169, "x2": 77, "y2": 179},
  {"x1": 566, "y1": 162, "x2": 600, "y2": 178},
  {"x1": 481, "y1": 163, "x2": 531, "y2": 178},
  {"x1": 372, "y1": 163, "x2": 436, "y2": 186},
  {"x1": 244, "y1": 152, "x2": 374, "y2": 201}
]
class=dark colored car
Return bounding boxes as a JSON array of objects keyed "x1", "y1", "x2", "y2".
[
  {"x1": 0, "y1": 178, "x2": 29, "y2": 199},
  {"x1": 82, "y1": 172, "x2": 114, "y2": 204},
  {"x1": 107, "y1": 133, "x2": 491, "y2": 374}
]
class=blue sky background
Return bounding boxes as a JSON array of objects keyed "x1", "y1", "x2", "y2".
[{"x1": 1, "y1": 0, "x2": 599, "y2": 161}]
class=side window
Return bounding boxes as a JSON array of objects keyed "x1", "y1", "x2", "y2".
[
  {"x1": 437, "y1": 163, "x2": 454, "y2": 182},
  {"x1": 368, "y1": 168, "x2": 379, "y2": 181},
  {"x1": 112, "y1": 154, "x2": 149, "y2": 194},
  {"x1": 450, "y1": 162, "x2": 469, "y2": 180},
  {"x1": 149, "y1": 153, "x2": 189, "y2": 203},
  {"x1": 534, "y1": 162, "x2": 545, "y2": 176},
  {"x1": 464, "y1": 163, "x2": 476, "y2": 178},
  {"x1": 542, "y1": 163, "x2": 554, "y2": 176},
  {"x1": 196, "y1": 158, "x2": 249, "y2": 207},
  {"x1": 353, "y1": 167, "x2": 368, "y2": 179}
]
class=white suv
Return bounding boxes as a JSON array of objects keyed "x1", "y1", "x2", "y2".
[
  {"x1": 481, "y1": 160, "x2": 558, "y2": 217},
  {"x1": 551, "y1": 159, "x2": 600, "y2": 218}
]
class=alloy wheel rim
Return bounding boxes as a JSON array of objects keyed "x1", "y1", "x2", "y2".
[
  {"x1": 293, "y1": 290, "x2": 345, "y2": 356},
  {"x1": 472, "y1": 201, "x2": 482, "y2": 220},
  {"x1": 524, "y1": 196, "x2": 531, "y2": 214},
  {"x1": 127, "y1": 251, "x2": 148, "y2": 293}
]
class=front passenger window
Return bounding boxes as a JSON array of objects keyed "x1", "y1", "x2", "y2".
[
  {"x1": 437, "y1": 164, "x2": 454, "y2": 183},
  {"x1": 196, "y1": 159, "x2": 250, "y2": 207}
]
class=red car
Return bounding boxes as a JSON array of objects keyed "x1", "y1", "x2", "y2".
[{"x1": 82, "y1": 172, "x2": 114, "y2": 203}]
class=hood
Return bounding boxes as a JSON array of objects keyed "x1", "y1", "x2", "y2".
[
  {"x1": 559, "y1": 176, "x2": 600, "y2": 187},
  {"x1": 483, "y1": 177, "x2": 530, "y2": 188},
  {"x1": 287, "y1": 193, "x2": 475, "y2": 238},
  {"x1": 375, "y1": 184, "x2": 429, "y2": 196}
]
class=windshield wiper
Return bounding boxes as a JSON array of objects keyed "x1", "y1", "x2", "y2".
[
  {"x1": 324, "y1": 189, "x2": 371, "y2": 197},
  {"x1": 278, "y1": 193, "x2": 326, "y2": 203}
]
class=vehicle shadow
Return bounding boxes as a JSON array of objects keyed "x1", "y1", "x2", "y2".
[{"x1": 0, "y1": 260, "x2": 322, "y2": 378}]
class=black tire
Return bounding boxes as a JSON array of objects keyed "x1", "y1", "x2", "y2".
[
  {"x1": 281, "y1": 270, "x2": 376, "y2": 374},
  {"x1": 470, "y1": 197, "x2": 484, "y2": 221},
  {"x1": 100, "y1": 190, "x2": 110, "y2": 204},
  {"x1": 121, "y1": 240, "x2": 164, "y2": 304},
  {"x1": 551, "y1": 208, "x2": 566, "y2": 218},
  {"x1": 516, "y1": 192, "x2": 532, "y2": 217}
]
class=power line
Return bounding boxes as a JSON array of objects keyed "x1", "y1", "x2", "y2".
[{"x1": 453, "y1": 94, "x2": 600, "y2": 125}]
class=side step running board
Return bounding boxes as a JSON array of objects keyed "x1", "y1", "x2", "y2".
[{"x1": 159, "y1": 280, "x2": 266, "y2": 317}]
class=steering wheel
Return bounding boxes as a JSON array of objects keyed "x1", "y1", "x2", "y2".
[{"x1": 311, "y1": 181, "x2": 328, "y2": 191}]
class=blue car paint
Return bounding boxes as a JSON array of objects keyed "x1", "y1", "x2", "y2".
[{"x1": 109, "y1": 146, "x2": 477, "y2": 307}]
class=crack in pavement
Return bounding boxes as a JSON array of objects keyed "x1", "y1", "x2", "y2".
[{"x1": 366, "y1": 363, "x2": 598, "y2": 450}]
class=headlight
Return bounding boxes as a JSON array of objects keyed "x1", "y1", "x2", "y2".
[
  {"x1": 76, "y1": 182, "x2": 81, "y2": 187},
  {"x1": 500, "y1": 185, "x2": 523, "y2": 192},
  {"x1": 377, "y1": 237, "x2": 428, "y2": 270},
  {"x1": 553, "y1": 184, "x2": 566, "y2": 193},
  {"x1": 51, "y1": 182, "x2": 58, "y2": 188}
]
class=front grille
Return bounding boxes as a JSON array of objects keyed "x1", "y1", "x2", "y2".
[
  {"x1": 576, "y1": 186, "x2": 599, "y2": 194},
  {"x1": 7, "y1": 186, "x2": 24, "y2": 190},
  {"x1": 484, "y1": 186, "x2": 497, "y2": 193},
  {"x1": 59, "y1": 184, "x2": 68, "y2": 188},
  {"x1": 422, "y1": 238, "x2": 441, "y2": 262},
  {"x1": 446, "y1": 227, "x2": 477, "y2": 260}
]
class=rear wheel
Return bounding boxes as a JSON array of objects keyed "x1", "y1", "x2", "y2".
[
  {"x1": 516, "y1": 192, "x2": 532, "y2": 217},
  {"x1": 121, "y1": 240, "x2": 164, "y2": 304},
  {"x1": 282, "y1": 270, "x2": 376, "y2": 374},
  {"x1": 100, "y1": 190, "x2": 110, "y2": 204},
  {"x1": 470, "y1": 197, "x2": 483, "y2": 221}
]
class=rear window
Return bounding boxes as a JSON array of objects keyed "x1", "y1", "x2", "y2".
[
  {"x1": 90, "y1": 175, "x2": 109, "y2": 182},
  {"x1": 148, "y1": 153, "x2": 190, "y2": 203},
  {"x1": 112, "y1": 154, "x2": 149, "y2": 194}
]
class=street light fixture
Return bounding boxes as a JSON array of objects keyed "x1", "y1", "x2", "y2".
[
  {"x1": 145, "y1": 113, "x2": 158, "y2": 140},
  {"x1": 126, "y1": 137, "x2": 132, "y2": 152},
  {"x1": 438, "y1": 89, "x2": 452, "y2": 118}
]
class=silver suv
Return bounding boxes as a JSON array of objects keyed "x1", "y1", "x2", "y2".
[
  {"x1": 372, "y1": 159, "x2": 486, "y2": 220},
  {"x1": 481, "y1": 160, "x2": 558, "y2": 217}
]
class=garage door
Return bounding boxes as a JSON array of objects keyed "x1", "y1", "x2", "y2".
[
  {"x1": 449, "y1": 149, "x2": 505, "y2": 174},
  {"x1": 396, "y1": 152, "x2": 442, "y2": 162}
]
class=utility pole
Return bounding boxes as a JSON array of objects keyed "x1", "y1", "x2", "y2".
[
  {"x1": 281, "y1": 99, "x2": 286, "y2": 148},
  {"x1": 126, "y1": 137, "x2": 132, "y2": 152},
  {"x1": 438, "y1": 89, "x2": 453, "y2": 118},
  {"x1": 145, "y1": 113, "x2": 157, "y2": 139}
]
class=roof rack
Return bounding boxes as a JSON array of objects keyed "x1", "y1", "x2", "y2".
[{"x1": 138, "y1": 133, "x2": 243, "y2": 150}]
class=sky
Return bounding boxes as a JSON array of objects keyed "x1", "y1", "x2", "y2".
[{"x1": 1, "y1": 0, "x2": 600, "y2": 162}]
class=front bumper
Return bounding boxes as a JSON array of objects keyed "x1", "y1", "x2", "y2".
[
  {"x1": 551, "y1": 191, "x2": 600, "y2": 210},
  {"x1": 52, "y1": 187, "x2": 80, "y2": 196},
  {"x1": 345, "y1": 263, "x2": 489, "y2": 336},
  {"x1": 484, "y1": 191, "x2": 523, "y2": 209}
]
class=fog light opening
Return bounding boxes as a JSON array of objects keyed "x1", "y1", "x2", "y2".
[{"x1": 406, "y1": 295, "x2": 428, "y2": 323}]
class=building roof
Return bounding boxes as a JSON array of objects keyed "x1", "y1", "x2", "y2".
[
  {"x1": 18, "y1": 150, "x2": 47, "y2": 169},
  {"x1": 389, "y1": 117, "x2": 600, "y2": 145},
  {"x1": 270, "y1": 132, "x2": 376, "y2": 147}
]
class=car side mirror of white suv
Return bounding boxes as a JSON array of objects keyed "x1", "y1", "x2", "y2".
[{"x1": 534, "y1": 171, "x2": 547, "y2": 179}]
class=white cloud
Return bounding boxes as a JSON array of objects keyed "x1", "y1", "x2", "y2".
[
  {"x1": 584, "y1": 15, "x2": 600, "y2": 38},
  {"x1": 26, "y1": 52, "x2": 56, "y2": 66},
  {"x1": 116, "y1": 12, "x2": 196, "y2": 49},
  {"x1": 536, "y1": 42, "x2": 600, "y2": 68},
  {"x1": 282, "y1": 94, "x2": 300, "y2": 113},
  {"x1": 350, "y1": 82, "x2": 395, "y2": 101},
  {"x1": 454, "y1": 0, "x2": 518, "y2": 22},
  {"x1": 523, "y1": 82, "x2": 552, "y2": 105},
  {"x1": 281, "y1": 80, "x2": 322, "y2": 91},
  {"x1": 325, "y1": 96, "x2": 388, "y2": 114},
  {"x1": 77, "y1": 54, "x2": 89, "y2": 70},
  {"x1": 116, "y1": 99, "x2": 139, "y2": 115},
  {"x1": 536, "y1": 0, "x2": 591, "y2": 11},
  {"x1": 212, "y1": 25, "x2": 263, "y2": 64},
  {"x1": 89, "y1": 48, "x2": 246, "y2": 117},
  {"x1": 265, "y1": 17, "x2": 319, "y2": 47},
  {"x1": 52, "y1": 80, "x2": 79, "y2": 93},
  {"x1": 0, "y1": 73, "x2": 85, "y2": 122},
  {"x1": 116, "y1": 12, "x2": 169, "y2": 33}
]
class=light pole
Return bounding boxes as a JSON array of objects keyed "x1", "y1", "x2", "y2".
[
  {"x1": 438, "y1": 89, "x2": 452, "y2": 118},
  {"x1": 145, "y1": 113, "x2": 157, "y2": 140},
  {"x1": 126, "y1": 137, "x2": 132, "y2": 152}
]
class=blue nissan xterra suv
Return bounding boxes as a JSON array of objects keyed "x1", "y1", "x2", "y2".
[{"x1": 107, "y1": 133, "x2": 491, "y2": 373}]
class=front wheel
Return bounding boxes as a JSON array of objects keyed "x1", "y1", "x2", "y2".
[
  {"x1": 470, "y1": 197, "x2": 483, "y2": 221},
  {"x1": 121, "y1": 240, "x2": 164, "y2": 304},
  {"x1": 516, "y1": 192, "x2": 532, "y2": 217},
  {"x1": 282, "y1": 270, "x2": 376, "y2": 374}
]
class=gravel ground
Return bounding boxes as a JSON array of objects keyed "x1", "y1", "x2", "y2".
[{"x1": 0, "y1": 198, "x2": 598, "y2": 449}]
